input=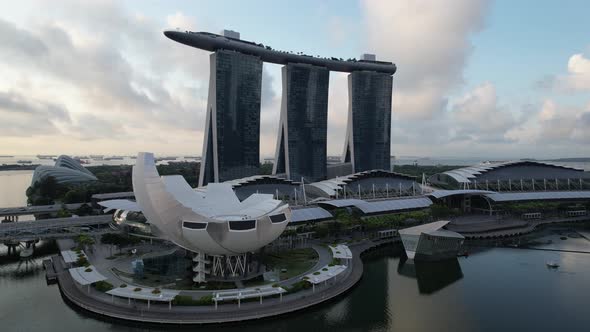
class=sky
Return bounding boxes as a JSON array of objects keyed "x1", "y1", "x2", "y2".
[{"x1": 0, "y1": 0, "x2": 588, "y2": 159}]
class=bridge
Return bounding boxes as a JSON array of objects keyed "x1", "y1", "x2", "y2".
[
  {"x1": 0, "y1": 203, "x2": 86, "y2": 219},
  {"x1": 0, "y1": 215, "x2": 115, "y2": 242}
]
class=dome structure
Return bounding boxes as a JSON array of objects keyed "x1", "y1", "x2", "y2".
[
  {"x1": 132, "y1": 152, "x2": 290, "y2": 255},
  {"x1": 31, "y1": 155, "x2": 97, "y2": 185}
]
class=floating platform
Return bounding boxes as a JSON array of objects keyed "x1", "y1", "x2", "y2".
[{"x1": 43, "y1": 257, "x2": 58, "y2": 284}]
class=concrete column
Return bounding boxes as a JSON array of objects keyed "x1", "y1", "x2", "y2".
[
  {"x1": 238, "y1": 298, "x2": 241, "y2": 308},
  {"x1": 147, "y1": 300, "x2": 150, "y2": 309},
  {"x1": 169, "y1": 301, "x2": 172, "y2": 310}
]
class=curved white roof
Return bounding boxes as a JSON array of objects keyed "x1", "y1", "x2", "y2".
[
  {"x1": 31, "y1": 155, "x2": 97, "y2": 185},
  {"x1": 132, "y1": 152, "x2": 290, "y2": 255},
  {"x1": 309, "y1": 170, "x2": 415, "y2": 197},
  {"x1": 436, "y1": 161, "x2": 585, "y2": 184}
]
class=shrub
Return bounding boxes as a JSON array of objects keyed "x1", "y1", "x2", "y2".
[
  {"x1": 172, "y1": 295, "x2": 213, "y2": 306},
  {"x1": 313, "y1": 271, "x2": 321, "y2": 275},
  {"x1": 287, "y1": 280, "x2": 311, "y2": 294},
  {"x1": 322, "y1": 268, "x2": 328, "y2": 271},
  {"x1": 75, "y1": 256, "x2": 88, "y2": 267},
  {"x1": 120, "y1": 284, "x2": 127, "y2": 288},
  {"x1": 152, "y1": 288, "x2": 161, "y2": 294},
  {"x1": 93, "y1": 281, "x2": 113, "y2": 292},
  {"x1": 84, "y1": 268, "x2": 93, "y2": 272},
  {"x1": 133, "y1": 287, "x2": 142, "y2": 292}
]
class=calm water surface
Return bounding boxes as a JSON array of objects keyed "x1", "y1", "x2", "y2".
[
  {"x1": 1, "y1": 171, "x2": 590, "y2": 331},
  {"x1": 1, "y1": 245, "x2": 589, "y2": 332}
]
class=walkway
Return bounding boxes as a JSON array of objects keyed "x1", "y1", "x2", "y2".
[
  {"x1": 0, "y1": 203, "x2": 85, "y2": 217},
  {"x1": 53, "y1": 240, "x2": 386, "y2": 324},
  {"x1": 0, "y1": 215, "x2": 114, "y2": 241},
  {"x1": 462, "y1": 216, "x2": 590, "y2": 239}
]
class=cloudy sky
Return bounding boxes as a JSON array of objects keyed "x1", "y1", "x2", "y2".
[{"x1": 0, "y1": 0, "x2": 588, "y2": 159}]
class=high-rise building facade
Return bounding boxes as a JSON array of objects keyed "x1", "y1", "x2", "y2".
[
  {"x1": 343, "y1": 71, "x2": 393, "y2": 173},
  {"x1": 199, "y1": 49, "x2": 263, "y2": 186},
  {"x1": 273, "y1": 63, "x2": 330, "y2": 182}
]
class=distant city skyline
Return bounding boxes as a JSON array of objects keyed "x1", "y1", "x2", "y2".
[{"x1": 0, "y1": 0, "x2": 588, "y2": 158}]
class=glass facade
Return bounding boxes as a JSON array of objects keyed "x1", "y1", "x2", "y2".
[
  {"x1": 347, "y1": 71, "x2": 393, "y2": 173},
  {"x1": 201, "y1": 50, "x2": 263, "y2": 185},
  {"x1": 275, "y1": 63, "x2": 329, "y2": 182}
]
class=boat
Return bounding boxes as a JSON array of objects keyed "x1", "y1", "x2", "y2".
[
  {"x1": 546, "y1": 261, "x2": 559, "y2": 268},
  {"x1": 104, "y1": 156, "x2": 124, "y2": 160},
  {"x1": 36, "y1": 155, "x2": 56, "y2": 159},
  {"x1": 17, "y1": 160, "x2": 33, "y2": 164},
  {"x1": 155, "y1": 156, "x2": 178, "y2": 161},
  {"x1": 20, "y1": 248, "x2": 34, "y2": 259}
]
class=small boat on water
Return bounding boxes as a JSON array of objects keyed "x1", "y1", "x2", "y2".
[
  {"x1": 17, "y1": 160, "x2": 32, "y2": 164},
  {"x1": 546, "y1": 261, "x2": 559, "y2": 268},
  {"x1": 20, "y1": 248, "x2": 34, "y2": 259}
]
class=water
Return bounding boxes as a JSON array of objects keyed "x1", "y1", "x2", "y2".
[
  {"x1": 1, "y1": 245, "x2": 590, "y2": 331},
  {"x1": 0, "y1": 170, "x2": 32, "y2": 208},
  {"x1": 0, "y1": 155, "x2": 196, "y2": 168},
  {"x1": 2, "y1": 169, "x2": 590, "y2": 331}
]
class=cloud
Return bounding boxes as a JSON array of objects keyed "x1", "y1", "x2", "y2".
[
  {"x1": 167, "y1": 12, "x2": 197, "y2": 31},
  {"x1": 0, "y1": 90, "x2": 70, "y2": 136},
  {"x1": 362, "y1": 0, "x2": 490, "y2": 120},
  {"x1": 555, "y1": 53, "x2": 590, "y2": 91},
  {"x1": 539, "y1": 51, "x2": 590, "y2": 93},
  {"x1": 0, "y1": 1, "x2": 213, "y2": 155},
  {"x1": 450, "y1": 83, "x2": 518, "y2": 143}
]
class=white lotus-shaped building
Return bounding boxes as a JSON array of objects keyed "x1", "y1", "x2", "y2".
[{"x1": 132, "y1": 152, "x2": 290, "y2": 256}]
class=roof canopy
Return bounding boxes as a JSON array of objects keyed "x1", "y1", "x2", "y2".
[
  {"x1": 486, "y1": 191, "x2": 590, "y2": 202},
  {"x1": 61, "y1": 250, "x2": 86, "y2": 264},
  {"x1": 107, "y1": 287, "x2": 180, "y2": 302},
  {"x1": 399, "y1": 220, "x2": 464, "y2": 239},
  {"x1": 434, "y1": 160, "x2": 586, "y2": 184},
  {"x1": 291, "y1": 207, "x2": 333, "y2": 223},
  {"x1": 319, "y1": 197, "x2": 432, "y2": 214},
  {"x1": 213, "y1": 286, "x2": 286, "y2": 302},
  {"x1": 304, "y1": 264, "x2": 347, "y2": 284},
  {"x1": 69, "y1": 266, "x2": 107, "y2": 285}
]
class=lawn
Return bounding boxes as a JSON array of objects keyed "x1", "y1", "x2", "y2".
[{"x1": 262, "y1": 248, "x2": 319, "y2": 280}]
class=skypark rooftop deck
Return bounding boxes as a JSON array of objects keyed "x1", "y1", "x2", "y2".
[{"x1": 164, "y1": 30, "x2": 397, "y2": 74}]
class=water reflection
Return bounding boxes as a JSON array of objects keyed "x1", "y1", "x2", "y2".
[{"x1": 397, "y1": 257, "x2": 464, "y2": 294}]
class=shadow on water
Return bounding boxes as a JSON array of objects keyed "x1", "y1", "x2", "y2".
[
  {"x1": 0, "y1": 240, "x2": 58, "y2": 279},
  {"x1": 397, "y1": 257, "x2": 464, "y2": 294}
]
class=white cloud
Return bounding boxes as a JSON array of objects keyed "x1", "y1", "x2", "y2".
[
  {"x1": 167, "y1": 12, "x2": 197, "y2": 30},
  {"x1": 450, "y1": 82, "x2": 518, "y2": 142},
  {"x1": 362, "y1": 0, "x2": 490, "y2": 120},
  {"x1": 555, "y1": 53, "x2": 590, "y2": 91}
]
